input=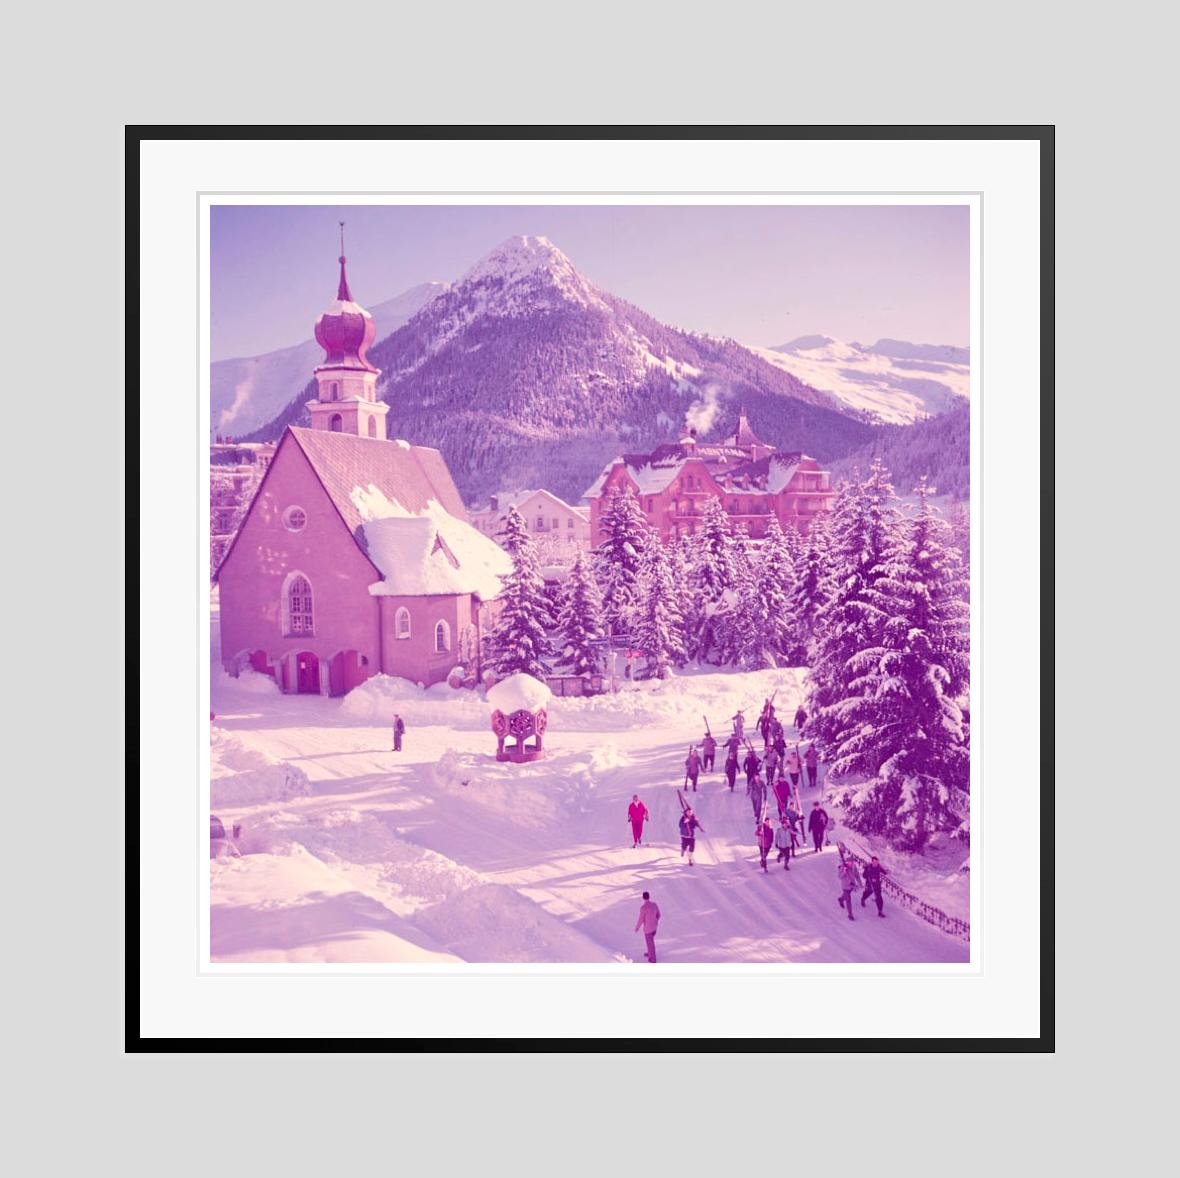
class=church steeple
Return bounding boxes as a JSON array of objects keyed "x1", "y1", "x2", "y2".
[{"x1": 307, "y1": 225, "x2": 388, "y2": 439}]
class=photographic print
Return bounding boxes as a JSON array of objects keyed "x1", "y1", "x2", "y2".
[{"x1": 207, "y1": 200, "x2": 973, "y2": 968}]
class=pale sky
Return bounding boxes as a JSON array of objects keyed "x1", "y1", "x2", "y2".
[{"x1": 210, "y1": 204, "x2": 969, "y2": 362}]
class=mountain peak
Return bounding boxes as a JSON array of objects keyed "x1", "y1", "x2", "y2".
[{"x1": 459, "y1": 235, "x2": 607, "y2": 312}]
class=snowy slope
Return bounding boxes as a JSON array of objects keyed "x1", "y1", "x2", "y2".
[
  {"x1": 210, "y1": 605, "x2": 968, "y2": 965},
  {"x1": 749, "y1": 336, "x2": 970, "y2": 425},
  {"x1": 211, "y1": 282, "x2": 444, "y2": 436}
]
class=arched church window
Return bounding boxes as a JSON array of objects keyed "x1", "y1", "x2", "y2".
[
  {"x1": 329, "y1": 414, "x2": 343, "y2": 432},
  {"x1": 434, "y1": 620, "x2": 450, "y2": 654},
  {"x1": 367, "y1": 417, "x2": 377, "y2": 438},
  {"x1": 283, "y1": 573, "x2": 314, "y2": 636},
  {"x1": 395, "y1": 607, "x2": 411, "y2": 640}
]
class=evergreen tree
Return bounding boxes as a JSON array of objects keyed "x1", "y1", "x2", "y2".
[
  {"x1": 556, "y1": 550, "x2": 605, "y2": 677},
  {"x1": 487, "y1": 506, "x2": 555, "y2": 679},
  {"x1": 666, "y1": 535, "x2": 694, "y2": 668},
  {"x1": 633, "y1": 534, "x2": 686, "y2": 679},
  {"x1": 594, "y1": 486, "x2": 649, "y2": 638},
  {"x1": 686, "y1": 496, "x2": 736, "y2": 662},
  {"x1": 738, "y1": 515, "x2": 796, "y2": 669},
  {"x1": 833, "y1": 479, "x2": 971, "y2": 849},
  {"x1": 806, "y1": 461, "x2": 903, "y2": 752},
  {"x1": 787, "y1": 516, "x2": 830, "y2": 665}
]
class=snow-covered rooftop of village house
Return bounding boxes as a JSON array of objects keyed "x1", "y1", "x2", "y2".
[
  {"x1": 583, "y1": 447, "x2": 809, "y2": 500},
  {"x1": 486, "y1": 673, "x2": 553, "y2": 714}
]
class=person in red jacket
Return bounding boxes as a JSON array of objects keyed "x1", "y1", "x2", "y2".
[
  {"x1": 627, "y1": 794, "x2": 649, "y2": 848},
  {"x1": 755, "y1": 817, "x2": 776, "y2": 872}
]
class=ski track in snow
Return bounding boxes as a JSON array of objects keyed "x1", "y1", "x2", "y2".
[{"x1": 210, "y1": 687, "x2": 966, "y2": 966}]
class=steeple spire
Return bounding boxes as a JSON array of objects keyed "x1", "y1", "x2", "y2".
[{"x1": 336, "y1": 221, "x2": 352, "y2": 301}]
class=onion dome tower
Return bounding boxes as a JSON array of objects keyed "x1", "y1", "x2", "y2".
[{"x1": 307, "y1": 224, "x2": 389, "y2": 439}]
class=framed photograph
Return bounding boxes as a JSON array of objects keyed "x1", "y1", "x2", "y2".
[{"x1": 132, "y1": 127, "x2": 1051, "y2": 1048}]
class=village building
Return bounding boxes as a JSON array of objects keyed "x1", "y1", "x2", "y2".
[
  {"x1": 583, "y1": 410, "x2": 835, "y2": 545},
  {"x1": 214, "y1": 245, "x2": 511, "y2": 694},
  {"x1": 467, "y1": 488, "x2": 591, "y2": 566},
  {"x1": 210, "y1": 441, "x2": 276, "y2": 570}
]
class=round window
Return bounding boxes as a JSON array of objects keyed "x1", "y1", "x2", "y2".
[{"x1": 283, "y1": 506, "x2": 307, "y2": 532}]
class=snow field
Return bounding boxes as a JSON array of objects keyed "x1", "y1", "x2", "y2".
[{"x1": 210, "y1": 663, "x2": 967, "y2": 964}]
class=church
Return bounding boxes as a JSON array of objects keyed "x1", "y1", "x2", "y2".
[{"x1": 215, "y1": 245, "x2": 511, "y2": 694}]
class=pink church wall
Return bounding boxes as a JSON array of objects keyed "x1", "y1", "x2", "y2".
[
  {"x1": 217, "y1": 436, "x2": 381, "y2": 691},
  {"x1": 379, "y1": 592, "x2": 474, "y2": 687}
]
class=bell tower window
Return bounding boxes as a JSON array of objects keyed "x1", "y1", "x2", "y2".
[{"x1": 329, "y1": 414, "x2": 343, "y2": 432}]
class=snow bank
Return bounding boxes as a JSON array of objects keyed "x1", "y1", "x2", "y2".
[
  {"x1": 340, "y1": 673, "x2": 488, "y2": 730},
  {"x1": 211, "y1": 729, "x2": 313, "y2": 807},
  {"x1": 414, "y1": 883, "x2": 620, "y2": 963},
  {"x1": 486, "y1": 672, "x2": 552, "y2": 713}
]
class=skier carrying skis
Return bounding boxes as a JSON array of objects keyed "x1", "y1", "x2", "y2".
[
  {"x1": 785, "y1": 802, "x2": 803, "y2": 845},
  {"x1": 731, "y1": 710, "x2": 745, "y2": 741},
  {"x1": 392, "y1": 713, "x2": 405, "y2": 752},
  {"x1": 774, "y1": 816, "x2": 795, "y2": 870},
  {"x1": 758, "y1": 700, "x2": 774, "y2": 744},
  {"x1": 628, "y1": 794, "x2": 650, "y2": 848},
  {"x1": 764, "y1": 743, "x2": 781, "y2": 784},
  {"x1": 678, "y1": 807, "x2": 704, "y2": 866},
  {"x1": 804, "y1": 743, "x2": 819, "y2": 790},
  {"x1": 724, "y1": 744, "x2": 739, "y2": 791},
  {"x1": 756, "y1": 816, "x2": 775, "y2": 872},
  {"x1": 837, "y1": 857, "x2": 862, "y2": 920},
  {"x1": 685, "y1": 745, "x2": 701, "y2": 792},
  {"x1": 772, "y1": 775, "x2": 792, "y2": 818},
  {"x1": 794, "y1": 705, "x2": 807, "y2": 733},
  {"x1": 861, "y1": 856, "x2": 888, "y2": 917},
  {"x1": 743, "y1": 746, "x2": 761, "y2": 789},
  {"x1": 747, "y1": 772, "x2": 766, "y2": 822},
  {"x1": 808, "y1": 802, "x2": 829, "y2": 853},
  {"x1": 785, "y1": 744, "x2": 802, "y2": 791},
  {"x1": 701, "y1": 731, "x2": 716, "y2": 772},
  {"x1": 634, "y1": 891, "x2": 661, "y2": 962}
]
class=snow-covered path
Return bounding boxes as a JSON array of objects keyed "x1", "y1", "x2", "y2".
[{"x1": 210, "y1": 661, "x2": 967, "y2": 965}]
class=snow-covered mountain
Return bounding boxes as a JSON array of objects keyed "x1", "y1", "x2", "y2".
[
  {"x1": 211, "y1": 282, "x2": 444, "y2": 437},
  {"x1": 249, "y1": 236, "x2": 881, "y2": 503},
  {"x1": 748, "y1": 335, "x2": 970, "y2": 425}
]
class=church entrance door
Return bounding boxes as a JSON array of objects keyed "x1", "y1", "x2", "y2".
[{"x1": 295, "y1": 651, "x2": 320, "y2": 694}]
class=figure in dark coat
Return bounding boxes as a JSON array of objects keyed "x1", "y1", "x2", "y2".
[
  {"x1": 701, "y1": 732, "x2": 717, "y2": 771},
  {"x1": 861, "y1": 857, "x2": 888, "y2": 916},
  {"x1": 808, "y1": 804, "x2": 829, "y2": 853},
  {"x1": 794, "y1": 705, "x2": 807, "y2": 732},
  {"x1": 393, "y1": 714, "x2": 405, "y2": 752},
  {"x1": 743, "y1": 748, "x2": 761, "y2": 788},
  {"x1": 724, "y1": 749, "x2": 739, "y2": 791},
  {"x1": 756, "y1": 818, "x2": 775, "y2": 871}
]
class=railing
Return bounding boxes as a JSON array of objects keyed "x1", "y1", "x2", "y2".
[{"x1": 837, "y1": 838, "x2": 970, "y2": 943}]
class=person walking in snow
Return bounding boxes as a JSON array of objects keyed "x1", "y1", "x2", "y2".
[
  {"x1": 743, "y1": 746, "x2": 761, "y2": 789},
  {"x1": 732, "y1": 710, "x2": 745, "y2": 741},
  {"x1": 794, "y1": 705, "x2": 807, "y2": 733},
  {"x1": 685, "y1": 745, "x2": 701, "y2": 792},
  {"x1": 747, "y1": 772, "x2": 766, "y2": 822},
  {"x1": 763, "y1": 742, "x2": 780, "y2": 784},
  {"x1": 701, "y1": 731, "x2": 716, "y2": 772},
  {"x1": 785, "y1": 745, "x2": 802, "y2": 792},
  {"x1": 679, "y1": 807, "x2": 704, "y2": 866},
  {"x1": 773, "y1": 729, "x2": 786, "y2": 760},
  {"x1": 758, "y1": 701, "x2": 774, "y2": 744},
  {"x1": 808, "y1": 802, "x2": 829, "y2": 853},
  {"x1": 804, "y1": 744, "x2": 819, "y2": 790},
  {"x1": 786, "y1": 802, "x2": 803, "y2": 845},
  {"x1": 634, "y1": 891, "x2": 661, "y2": 962},
  {"x1": 724, "y1": 745, "x2": 739, "y2": 791},
  {"x1": 773, "y1": 775, "x2": 792, "y2": 819},
  {"x1": 837, "y1": 857, "x2": 861, "y2": 920},
  {"x1": 774, "y1": 816, "x2": 795, "y2": 870},
  {"x1": 628, "y1": 794, "x2": 650, "y2": 848},
  {"x1": 756, "y1": 816, "x2": 776, "y2": 872},
  {"x1": 861, "y1": 856, "x2": 888, "y2": 917},
  {"x1": 392, "y1": 713, "x2": 405, "y2": 752}
]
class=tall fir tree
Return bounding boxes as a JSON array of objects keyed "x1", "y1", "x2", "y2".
[
  {"x1": 632, "y1": 534, "x2": 686, "y2": 679},
  {"x1": 787, "y1": 516, "x2": 830, "y2": 665},
  {"x1": 487, "y1": 505, "x2": 555, "y2": 679},
  {"x1": 833, "y1": 478, "x2": 971, "y2": 849},
  {"x1": 594, "y1": 486, "x2": 649, "y2": 638},
  {"x1": 667, "y1": 535, "x2": 694, "y2": 668},
  {"x1": 738, "y1": 515, "x2": 797, "y2": 669},
  {"x1": 806, "y1": 461, "x2": 903, "y2": 752},
  {"x1": 686, "y1": 495, "x2": 736, "y2": 662},
  {"x1": 556, "y1": 550, "x2": 605, "y2": 676}
]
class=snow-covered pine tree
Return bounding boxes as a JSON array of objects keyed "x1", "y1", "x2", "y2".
[
  {"x1": 666, "y1": 535, "x2": 694, "y2": 668},
  {"x1": 487, "y1": 505, "x2": 555, "y2": 679},
  {"x1": 556, "y1": 550, "x2": 605, "y2": 677},
  {"x1": 712, "y1": 523, "x2": 753, "y2": 665},
  {"x1": 686, "y1": 495, "x2": 736, "y2": 662},
  {"x1": 632, "y1": 533, "x2": 686, "y2": 679},
  {"x1": 787, "y1": 516, "x2": 829, "y2": 665},
  {"x1": 738, "y1": 515, "x2": 796, "y2": 669},
  {"x1": 805, "y1": 460, "x2": 903, "y2": 752},
  {"x1": 832, "y1": 478, "x2": 970, "y2": 849},
  {"x1": 594, "y1": 485, "x2": 649, "y2": 639}
]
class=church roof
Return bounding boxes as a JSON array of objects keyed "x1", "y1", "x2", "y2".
[{"x1": 289, "y1": 428, "x2": 467, "y2": 534}]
